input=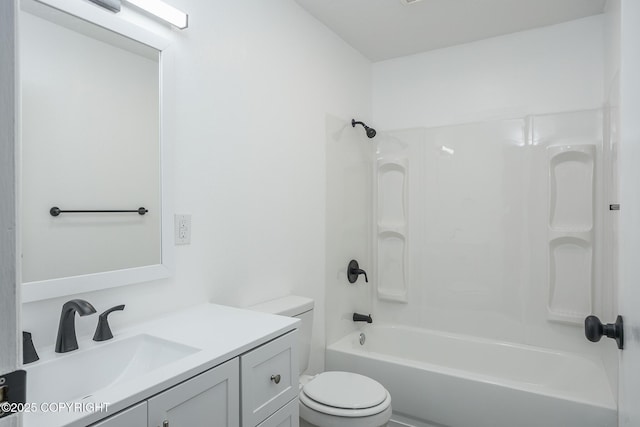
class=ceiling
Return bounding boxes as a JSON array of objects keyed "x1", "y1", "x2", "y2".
[{"x1": 293, "y1": 0, "x2": 607, "y2": 62}]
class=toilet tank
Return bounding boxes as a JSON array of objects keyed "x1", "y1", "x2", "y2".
[{"x1": 249, "y1": 296, "x2": 314, "y2": 374}]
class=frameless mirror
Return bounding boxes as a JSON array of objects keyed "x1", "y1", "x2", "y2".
[{"x1": 20, "y1": 0, "x2": 173, "y2": 302}]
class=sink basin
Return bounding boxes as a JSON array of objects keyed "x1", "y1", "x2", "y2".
[{"x1": 27, "y1": 334, "x2": 200, "y2": 404}]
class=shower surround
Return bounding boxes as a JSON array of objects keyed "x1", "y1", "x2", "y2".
[
  {"x1": 325, "y1": 109, "x2": 617, "y2": 427},
  {"x1": 372, "y1": 109, "x2": 612, "y2": 344}
]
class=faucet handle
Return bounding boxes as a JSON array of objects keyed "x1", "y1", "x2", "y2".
[
  {"x1": 93, "y1": 304, "x2": 125, "y2": 342},
  {"x1": 347, "y1": 260, "x2": 369, "y2": 283},
  {"x1": 23, "y1": 331, "x2": 39, "y2": 364}
]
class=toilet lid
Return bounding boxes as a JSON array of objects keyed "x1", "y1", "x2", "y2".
[{"x1": 302, "y1": 371, "x2": 387, "y2": 410}]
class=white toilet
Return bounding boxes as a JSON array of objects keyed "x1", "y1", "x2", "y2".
[{"x1": 250, "y1": 296, "x2": 392, "y2": 427}]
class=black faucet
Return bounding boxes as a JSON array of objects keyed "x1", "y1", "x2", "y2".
[
  {"x1": 353, "y1": 313, "x2": 373, "y2": 323},
  {"x1": 55, "y1": 299, "x2": 96, "y2": 353},
  {"x1": 93, "y1": 305, "x2": 125, "y2": 342}
]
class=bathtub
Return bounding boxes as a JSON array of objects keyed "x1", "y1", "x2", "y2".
[{"x1": 325, "y1": 325, "x2": 616, "y2": 427}]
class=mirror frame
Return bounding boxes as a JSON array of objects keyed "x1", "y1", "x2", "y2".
[{"x1": 21, "y1": 0, "x2": 175, "y2": 303}]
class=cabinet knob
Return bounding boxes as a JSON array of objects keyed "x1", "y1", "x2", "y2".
[
  {"x1": 162, "y1": 421, "x2": 169, "y2": 427},
  {"x1": 270, "y1": 374, "x2": 281, "y2": 384}
]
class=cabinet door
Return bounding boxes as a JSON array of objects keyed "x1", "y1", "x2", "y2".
[
  {"x1": 90, "y1": 402, "x2": 147, "y2": 427},
  {"x1": 241, "y1": 331, "x2": 298, "y2": 426},
  {"x1": 256, "y1": 398, "x2": 299, "y2": 427},
  {"x1": 148, "y1": 358, "x2": 240, "y2": 427}
]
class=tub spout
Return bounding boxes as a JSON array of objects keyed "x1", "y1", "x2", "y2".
[{"x1": 353, "y1": 313, "x2": 372, "y2": 323}]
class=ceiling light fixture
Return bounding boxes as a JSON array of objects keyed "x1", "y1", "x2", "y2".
[{"x1": 124, "y1": 0, "x2": 188, "y2": 29}]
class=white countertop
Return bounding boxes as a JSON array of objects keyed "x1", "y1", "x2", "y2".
[{"x1": 23, "y1": 303, "x2": 298, "y2": 427}]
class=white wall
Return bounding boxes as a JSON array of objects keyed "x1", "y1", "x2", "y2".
[
  {"x1": 21, "y1": 0, "x2": 371, "y2": 375},
  {"x1": 373, "y1": 16, "x2": 604, "y2": 129}
]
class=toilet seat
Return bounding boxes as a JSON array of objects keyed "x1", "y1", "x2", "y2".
[{"x1": 300, "y1": 371, "x2": 392, "y2": 417}]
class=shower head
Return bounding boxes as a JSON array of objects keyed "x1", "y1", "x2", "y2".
[{"x1": 352, "y1": 119, "x2": 377, "y2": 139}]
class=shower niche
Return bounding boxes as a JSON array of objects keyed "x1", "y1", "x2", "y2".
[
  {"x1": 376, "y1": 155, "x2": 409, "y2": 302},
  {"x1": 547, "y1": 144, "x2": 596, "y2": 323}
]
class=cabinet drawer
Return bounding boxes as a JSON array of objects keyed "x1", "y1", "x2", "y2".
[
  {"x1": 256, "y1": 398, "x2": 299, "y2": 427},
  {"x1": 241, "y1": 331, "x2": 298, "y2": 426}
]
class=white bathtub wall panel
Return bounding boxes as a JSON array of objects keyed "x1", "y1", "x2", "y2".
[
  {"x1": 373, "y1": 130, "x2": 427, "y2": 326},
  {"x1": 530, "y1": 112, "x2": 603, "y2": 330},
  {"x1": 425, "y1": 119, "x2": 528, "y2": 338},
  {"x1": 325, "y1": 114, "x2": 374, "y2": 347},
  {"x1": 373, "y1": 119, "x2": 528, "y2": 343},
  {"x1": 522, "y1": 110, "x2": 606, "y2": 362}
]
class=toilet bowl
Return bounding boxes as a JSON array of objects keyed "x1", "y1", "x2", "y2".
[
  {"x1": 249, "y1": 296, "x2": 392, "y2": 427},
  {"x1": 299, "y1": 371, "x2": 392, "y2": 427}
]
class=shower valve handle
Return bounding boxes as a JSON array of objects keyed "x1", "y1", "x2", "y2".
[
  {"x1": 584, "y1": 315, "x2": 623, "y2": 350},
  {"x1": 347, "y1": 260, "x2": 368, "y2": 283}
]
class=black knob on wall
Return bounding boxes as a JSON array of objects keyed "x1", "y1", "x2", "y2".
[{"x1": 585, "y1": 315, "x2": 624, "y2": 350}]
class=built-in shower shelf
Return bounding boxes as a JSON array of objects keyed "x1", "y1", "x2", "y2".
[
  {"x1": 546, "y1": 144, "x2": 596, "y2": 324},
  {"x1": 548, "y1": 145, "x2": 594, "y2": 231},
  {"x1": 376, "y1": 154, "x2": 409, "y2": 303}
]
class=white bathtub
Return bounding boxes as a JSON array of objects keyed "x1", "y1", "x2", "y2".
[{"x1": 325, "y1": 325, "x2": 616, "y2": 427}]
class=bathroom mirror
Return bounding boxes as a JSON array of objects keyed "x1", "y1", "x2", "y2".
[{"x1": 20, "y1": 0, "x2": 174, "y2": 302}]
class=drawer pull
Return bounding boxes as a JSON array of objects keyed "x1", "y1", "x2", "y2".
[{"x1": 270, "y1": 374, "x2": 281, "y2": 384}]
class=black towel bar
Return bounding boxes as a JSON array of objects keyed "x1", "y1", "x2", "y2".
[{"x1": 50, "y1": 207, "x2": 148, "y2": 216}]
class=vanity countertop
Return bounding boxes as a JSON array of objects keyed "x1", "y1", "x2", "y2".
[{"x1": 23, "y1": 303, "x2": 298, "y2": 427}]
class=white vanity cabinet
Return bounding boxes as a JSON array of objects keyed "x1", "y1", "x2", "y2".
[
  {"x1": 89, "y1": 359, "x2": 239, "y2": 427},
  {"x1": 147, "y1": 358, "x2": 240, "y2": 427},
  {"x1": 87, "y1": 330, "x2": 298, "y2": 427}
]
